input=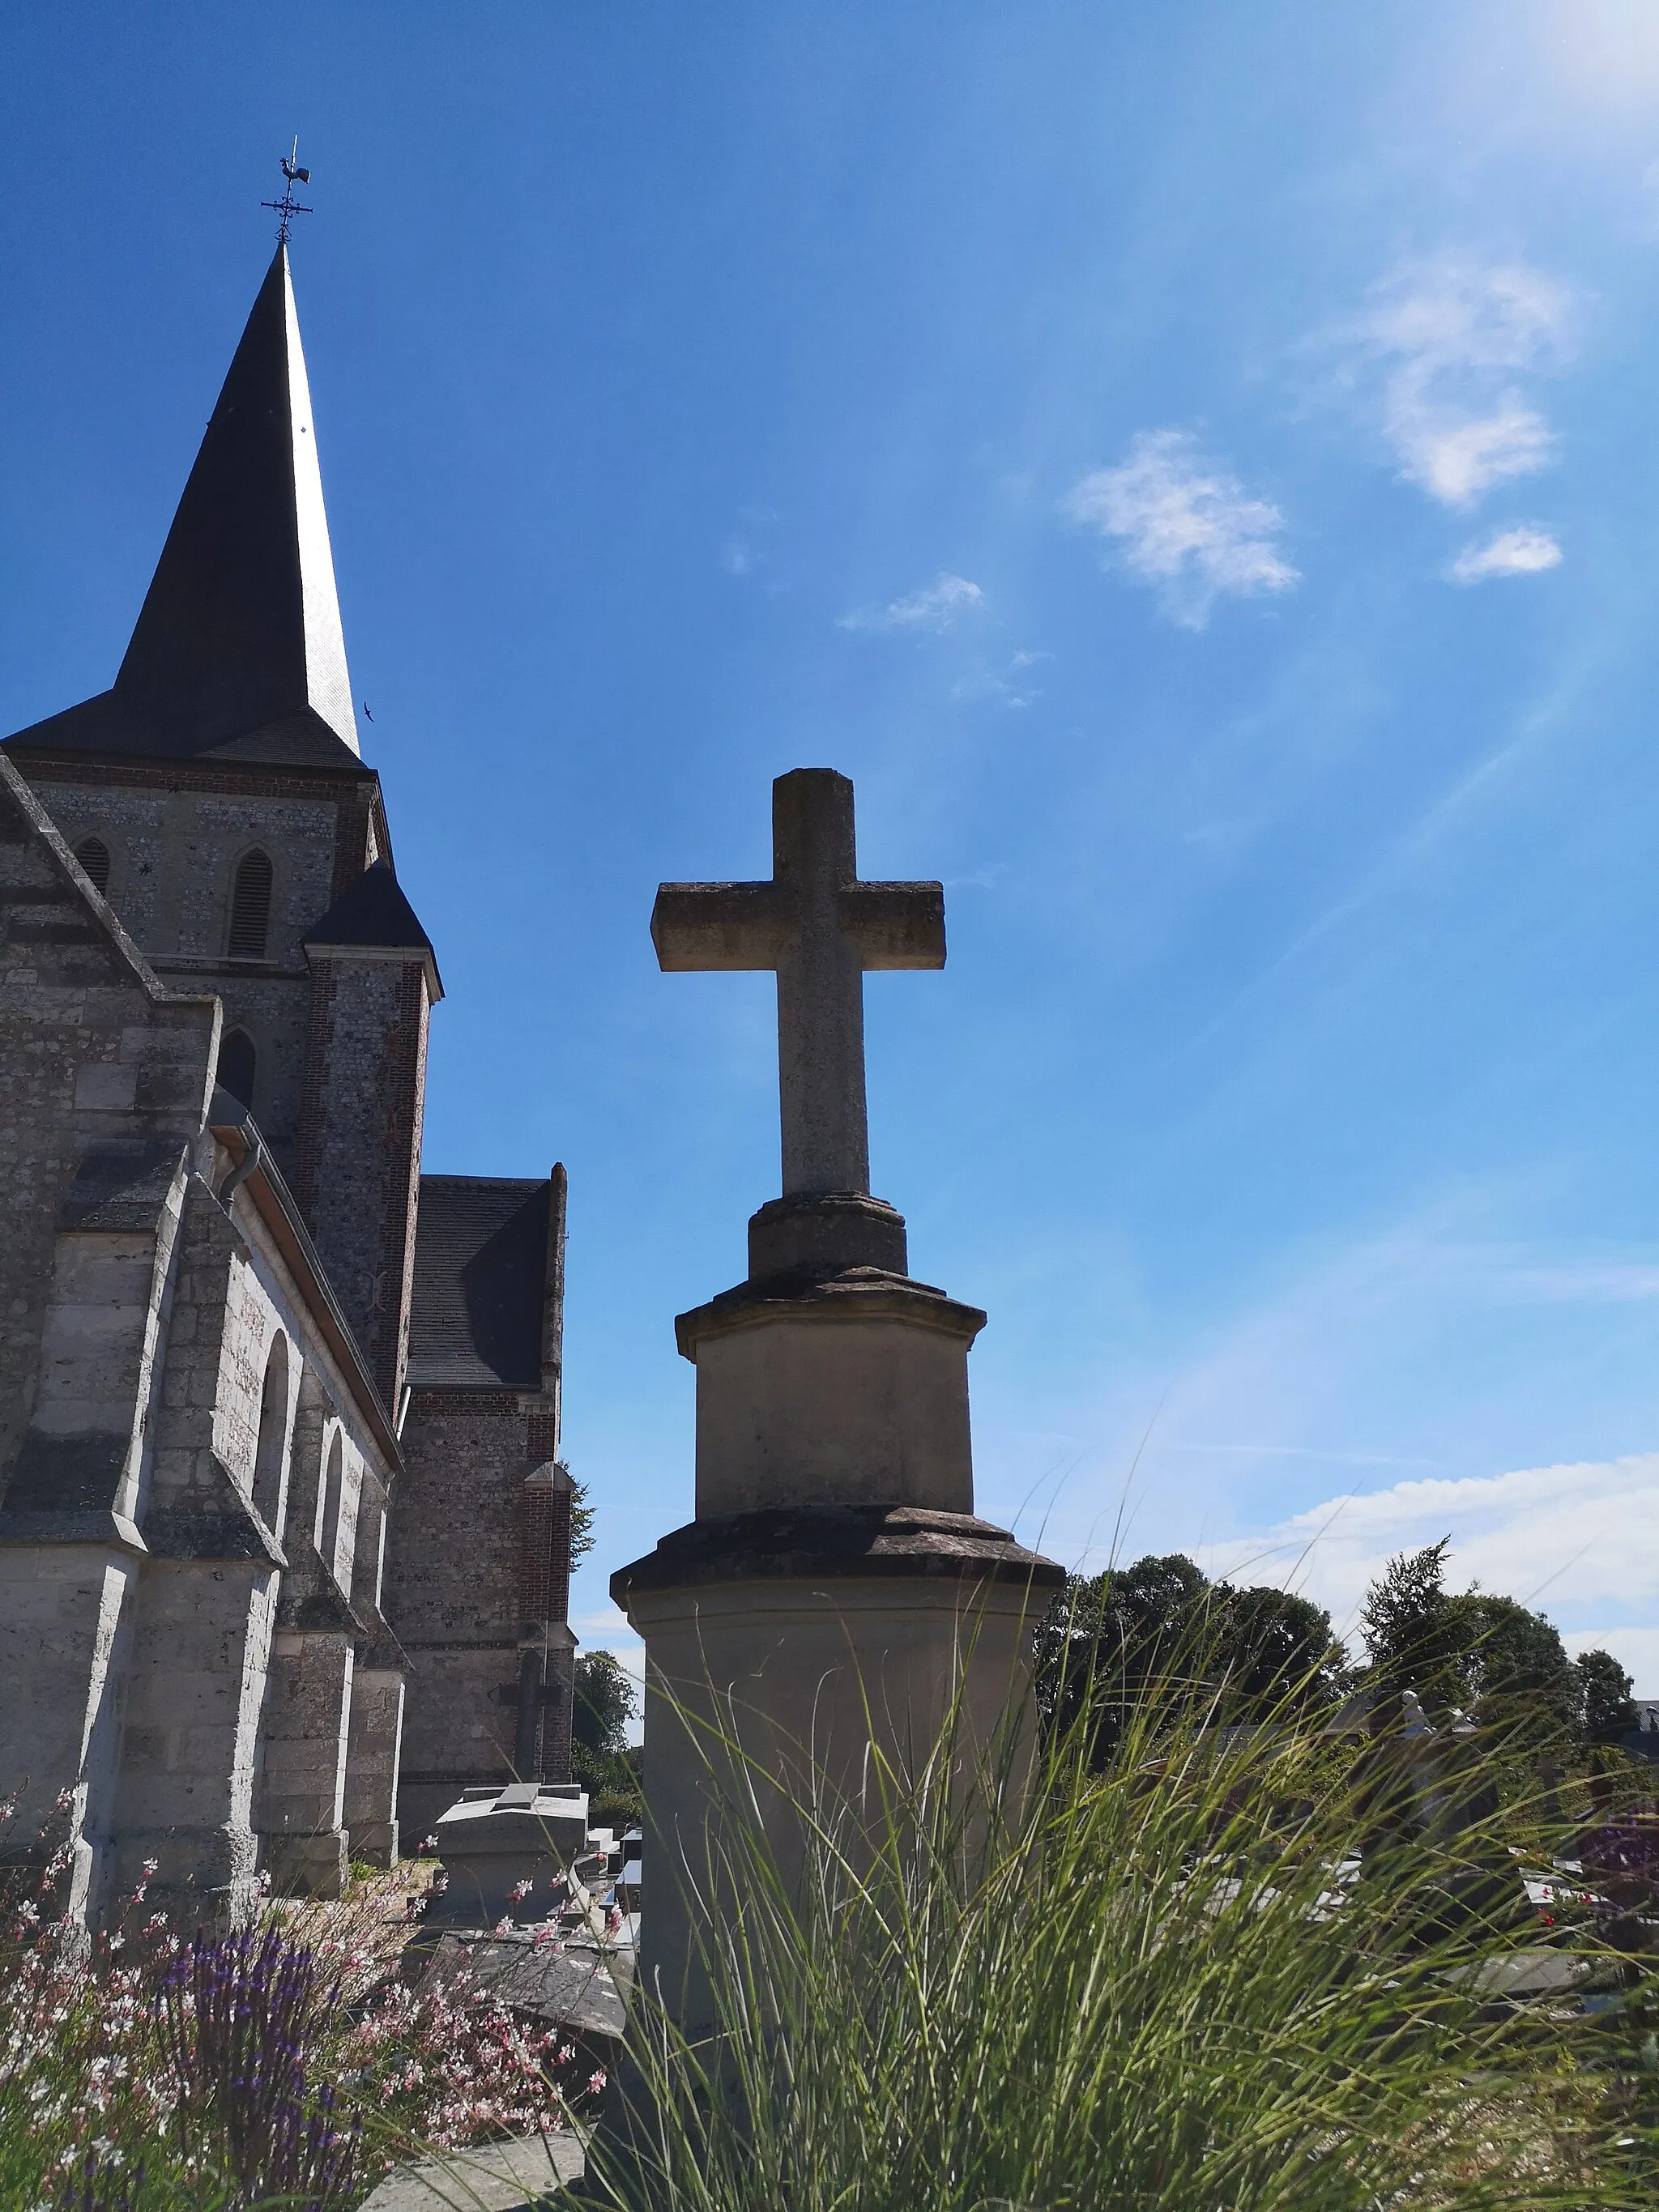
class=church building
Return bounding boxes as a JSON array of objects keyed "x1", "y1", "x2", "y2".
[{"x1": 0, "y1": 241, "x2": 576, "y2": 1925}]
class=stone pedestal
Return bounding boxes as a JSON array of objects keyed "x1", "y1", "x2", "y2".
[{"x1": 612, "y1": 1193, "x2": 1062, "y2": 2035}]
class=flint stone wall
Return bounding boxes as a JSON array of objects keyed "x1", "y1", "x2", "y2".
[
  {"x1": 386, "y1": 1392, "x2": 571, "y2": 1839},
  {"x1": 13, "y1": 761, "x2": 374, "y2": 1173}
]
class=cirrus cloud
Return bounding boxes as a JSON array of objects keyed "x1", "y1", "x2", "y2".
[
  {"x1": 838, "y1": 573, "x2": 985, "y2": 634},
  {"x1": 1066, "y1": 428, "x2": 1299, "y2": 630}
]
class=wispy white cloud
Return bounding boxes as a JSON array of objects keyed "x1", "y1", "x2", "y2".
[
  {"x1": 1066, "y1": 430, "x2": 1298, "y2": 629},
  {"x1": 953, "y1": 647, "x2": 1051, "y2": 707},
  {"x1": 838, "y1": 573, "x2": 985, "y2": 634},
  {"x1": 1347, "y1": 257, "x2": 1572, "y2": 509},
  {"x1": 1202, "y1": 1453, "x2": 1659, "y2": 1687},
  {"x1": 1448, "y1": 524, "x2": 1563, "y2": 583},
  {"x1": 721, "y1": 505, "x2": 780, "y2": 584}
]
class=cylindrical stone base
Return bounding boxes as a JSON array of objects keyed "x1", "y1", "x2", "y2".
[{"x1": 614, "y1": 1508, "x2": 1062, "y2": 2038}]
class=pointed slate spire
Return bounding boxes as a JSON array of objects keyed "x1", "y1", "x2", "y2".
[
  {"x1": 6, "y1": 247, "x2": 363, "y2": 769},
  {"x1": 117, "y1": 243, "x2": 360, "y2": 757}
]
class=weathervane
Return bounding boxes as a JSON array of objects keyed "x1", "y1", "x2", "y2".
[{"x1": 261, "y1": 139, "x2": 313, "y2": 246}]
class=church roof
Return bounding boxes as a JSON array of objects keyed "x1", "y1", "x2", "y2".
[
  {"x1": 408, "y1": 1176, "x2": 554, "y2": 1392},
  {"x1": 306, "y1": 859, "x2": 438, "y2": 953},
  {"x1": 4, "y1": 245, "x2": 365, "y2": 773}
]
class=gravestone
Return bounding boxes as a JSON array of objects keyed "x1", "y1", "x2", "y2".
[
  {"x1": 612, "y1": 768, "x2": 1061, "y2": 2038},
  {"x1": 425, "y1": 1781, "x2": 589, "y2": 1927}
]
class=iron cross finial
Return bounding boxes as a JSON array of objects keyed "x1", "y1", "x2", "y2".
[{"x1": 261, "y1": 139, "x2": 313, "y2": 247}]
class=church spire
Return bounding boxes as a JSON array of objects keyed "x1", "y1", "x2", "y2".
[
  {"x1": 115, "y1": 244, "x2": 360, "y2": 760},
  {"x1": 6, "y1": 245, "x2": 362, "y2": 769}
]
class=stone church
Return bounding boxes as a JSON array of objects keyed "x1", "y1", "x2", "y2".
[{"x1": 0, "y1": 242, "x2": 577, "y2": 1927}]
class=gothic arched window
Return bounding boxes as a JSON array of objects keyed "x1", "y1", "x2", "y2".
[
  {"x1": 216, "y1": 1028, "x2": 257, "y2": 1109},
  {"x1": 228, "y1": 849, "x2": 274, "y2": 960},
  {"x1": 251, "y1": 1334, "x2": 290, "y2": 1531},
  {"x1": 74, "y1": 836, "x2": 112, "y2": 896}
]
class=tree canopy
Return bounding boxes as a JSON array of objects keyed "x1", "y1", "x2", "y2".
[
  {"x1": 572, "y1": 1649, "x2": 637, "y2": 1760},
  {"x1": 1357, "y1": 1537, "x2": 1631, "y2": 1746},
  {"x1": 1036, "y1": 1540, "x2": 1639, "y2": 1758},
  {"x1": 1034, "y1": 1553, "x2": 1349, "y2": 1760},
  {"x1": 1573, "y1": 1646, "x2": 1636, "y2": 1743}
]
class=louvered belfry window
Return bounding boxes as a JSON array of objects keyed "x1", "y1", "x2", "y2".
[
  {"x1": 228, "y1": 850, "x2": 274, "y2": 959},
  {"x1": 75, "y1": 836, "x2": 112, "y2": 895}
]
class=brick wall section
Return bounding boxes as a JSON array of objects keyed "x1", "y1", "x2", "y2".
[
  {"x1": 384, "y1": 1392, "x2": 527, "y2": 1832},
  {"x1": 293, "y1": 956, "x2": 429, "y2": 1409},
  {"x1": 385, "y1": 1395, "x2": 526, "y2": 1647},
  {"x1": 382, "y1": 1386, "x2": 575, "y2": 1832},
  {"x1": 518, "y1": 1471, "x2": 574, "y2": 1782}
]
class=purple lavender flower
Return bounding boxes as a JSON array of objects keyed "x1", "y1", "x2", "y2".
[
  {"x1": 53, "y1": 2153, "x2": 147, "y2": 2212},
  {"x1": 158, "y1": 1929, "x2": 357, "y2": 2208}
]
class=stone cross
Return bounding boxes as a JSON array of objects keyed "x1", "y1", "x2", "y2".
[{"x1": 651, "y1": 769, "x2": 945, "y2": 1197}]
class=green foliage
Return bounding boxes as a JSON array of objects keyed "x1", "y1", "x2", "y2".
[
  {"x1": 579, "y1": 1744, "x2": 644, "y2": 1833},
  {"x1": 591, "y1": 1657, "x2": 1654, "y2": 2212},
  {"x1": 572, "y1": 1651, "x2": 643, "y2": 1827},
  {"x1": 569, "y1": 1475, "x2": 596, "y2": 1568},
  {"x1": 1208, "y1": 1579, "x2": 1353, "y2": 1715},
  {"x1": 1576, "y1": 1647, "x2": 1638, "y2": 1743},
  {"x1": 1033, "y1": 1551, "x2": 1348, "y2": 1760},
  {"x1": 1359, "y1": 1535, "x2": 1461, "y2": 1707},
  {"x1": 1444, "y1": 1590, "x2": 1576, "y2": 1739},
  {"x1": 1358, "y1": 1541, "x2": 1614, "y2": 1748},
  {"x1": 573, "y1": 1649, "x2": 638, "y2": 1758}
]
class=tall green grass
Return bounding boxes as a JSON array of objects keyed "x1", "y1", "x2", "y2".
[{"x1": 587, "y1": 1634, "x2": 1655, "y2": 2212}]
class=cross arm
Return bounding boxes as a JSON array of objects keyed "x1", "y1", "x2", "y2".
[
  {"x1": 838, "y1": 880, "x2": 946, "y2": 971},
  {"x1": 651, "y1": 880, "x2": 797, "y2": 972}
]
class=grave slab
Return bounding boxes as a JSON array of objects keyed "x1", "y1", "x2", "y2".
[{"x1": 360, "y1": 2129, "x2": 584, "y2": 2211}]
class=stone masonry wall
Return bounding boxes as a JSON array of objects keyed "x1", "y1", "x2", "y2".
[
  {"x1": 386, "y1": 1393, "x2": 533, "y2": 1835},
  {"x1": 0, "y1": 760, "x2": 408, "y2": 1924},
  {"x1": 0, "y1": 759, "x2": 217, "y2": 1494},
  {"x1": 295, "y1": 956, "x2": 429, "y2": 1408},
  {"x1": 15, "y1": 759, "x2": 384, "y2": 1178}
]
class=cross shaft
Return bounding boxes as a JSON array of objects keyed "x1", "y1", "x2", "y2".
[{"x1": 652, "y1": 769, "x2": 945, "y2": 1197}]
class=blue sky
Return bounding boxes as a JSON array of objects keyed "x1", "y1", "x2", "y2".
[{"x1": 6, "y1": 2, "x2": 1659, "y2": 1694}]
